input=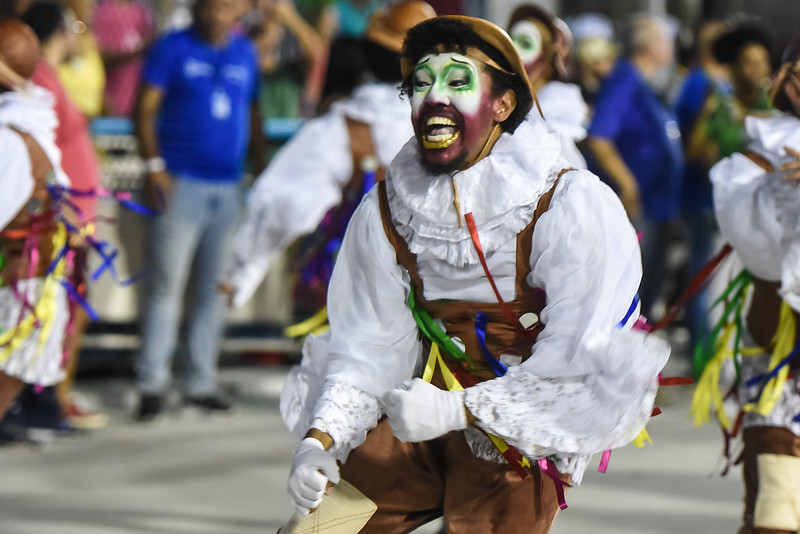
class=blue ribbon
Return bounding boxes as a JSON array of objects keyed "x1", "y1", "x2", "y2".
[
  {"x1": 475, "y1": 312, "x2": 509, "y2": 377},
  {"x1": 60, "y1": 280, "x2": 99, "y2": 321},
  {"x1": 745, "y1": 340, "x2": 800, "y2": 405},
  {"x1": 616, "y1": 294, "x2": 640, "y2": 328}
]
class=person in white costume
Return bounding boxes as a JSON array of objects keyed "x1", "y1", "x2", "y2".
[
  {"x1": 280, "y1": 15, "x2": 669, "y2": 533},
  {"x1": 705, "y1": 38, "x2": 800, "y2": 534},
  {"x1": 0, "y1": 19, "x2": 70, "y2": 417},
  {"x1": 507, "y1": 3, "x2": 588, "y2": 169},
  {"x1": 219, "y1": 0, "x2": 436, "y2": 309}
]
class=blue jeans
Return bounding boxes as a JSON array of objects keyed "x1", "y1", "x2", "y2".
[{"x1": 137, "y1": 178, "x2": 241, "y2": 396}]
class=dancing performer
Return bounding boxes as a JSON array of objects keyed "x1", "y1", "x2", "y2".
[
  {"x1": 0, "y1": 19, "x2": 70, "y2": 417},
  {"x1": 694, "y1": 38, "x2": 800, "y2": 534},
  {"x1": 281, "y1": 15, "x2": 669, "y2": 533},
  {"x1": 220, "y1": 0, "x2": 436, "y2": 314},
  {"x1": 507, "y1": 3, "x2": 588, "y2": 169}
]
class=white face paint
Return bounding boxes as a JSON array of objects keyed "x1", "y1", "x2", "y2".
[
  {"x1": 510, "y1": 20, "x2": 543, "y2": 66},
  {"x1": 410, "y1": 52, "x2": 484, "y2": 118}
]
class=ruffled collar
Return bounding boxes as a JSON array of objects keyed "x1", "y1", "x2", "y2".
[
  {"x1": 386, "y1": 119, "x2": 563, "y2": 266},
  {"x1": 746, "y1": 112, "x2": 800, "y2": 167}
]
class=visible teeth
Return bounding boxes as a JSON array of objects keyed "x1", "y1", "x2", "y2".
[
  {"x1": 427, "y1": 132, "x2": 455, "y2": 142},
  {"x1": 427, "y1": 116, "x2": 456, "y2": 127},
  {"x1": 423, "y1": 131, "x2": 460, "y2": 149}
]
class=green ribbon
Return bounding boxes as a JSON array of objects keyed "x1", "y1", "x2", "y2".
[{"x1": 407, "y1": 283, "x2": 476, "y2": 369}]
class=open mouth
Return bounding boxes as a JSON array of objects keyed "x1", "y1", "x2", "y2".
[{"x1": 422, "y1": 116, "x2": 460, "y2": 149}]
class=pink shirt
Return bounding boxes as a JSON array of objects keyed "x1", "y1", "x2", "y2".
[
  {"x1": 93, "y1": 0, "x2": 155, "y2": 116},
  {"x1": 32, "y1": 60, "x2": 101, "y2": 220}
]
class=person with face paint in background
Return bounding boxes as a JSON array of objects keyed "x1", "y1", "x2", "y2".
[
  {"x1": 219, "y1": 0, "x2": 436, "y2": 312},
  {"x1": 697, "y1": 38, "x2": 800, "y2": 534},
  {"x1": 508, "y1": 4, "x2": 588, "y2": 170},
  {"x1": 281, "y1": 16, "x2": 669, "y2": 533}
]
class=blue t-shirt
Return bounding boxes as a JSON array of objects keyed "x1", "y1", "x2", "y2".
[
  {"x1": 142, "y1": 28, "x2": 260, "y2": 182},
  {"x1": 589, "y1": 60, "x2": 684, "y2": 221}
]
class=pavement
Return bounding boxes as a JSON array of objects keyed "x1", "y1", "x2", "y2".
[{"x1": 0, "y1": 353, "x2": 744, "y2": 534}]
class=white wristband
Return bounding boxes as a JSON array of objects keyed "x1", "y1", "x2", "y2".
[{"x1": 144, "y1": 156, "x2": 166, "y2": 174}]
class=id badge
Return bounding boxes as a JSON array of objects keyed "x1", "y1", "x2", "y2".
[{"x1": 210, "y1": 88, "x2": 231, "y2": 120}]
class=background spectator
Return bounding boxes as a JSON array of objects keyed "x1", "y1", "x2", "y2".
[
  {"x1": 587, "y1": 13, "x2": 684, "y2": 321},
  {"x1": 133, "y1": 0, "x2": 263, "y2": 421},
  {"x1": 93, "y1": 0, "x2": 156, "y2": 117},
  {"x1": 58, "y1": 0, "x2": 106, "y2": 118}
]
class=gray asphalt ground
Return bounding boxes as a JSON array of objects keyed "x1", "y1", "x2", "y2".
[{"x1": 0, "y1": 352, "x2": 743, "y2": 534}]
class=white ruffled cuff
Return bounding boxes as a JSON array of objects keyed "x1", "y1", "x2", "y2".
[{"x1": 311, "y1": 378, "x2": 382, "y2": 462}]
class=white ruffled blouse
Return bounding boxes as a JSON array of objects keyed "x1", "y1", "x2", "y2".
[
  {"x1": 280, "y1": 119, "x2": 670, "y2": 484},
  {"x1": 223, "y1": 82, "x2": 414, "y2": 307},
  {"x1": 710, "y1": 113, "x2": 800, "y2": 311},
  {"x1": 528, "y1": 80, "x2": 589, "y2": 170}
]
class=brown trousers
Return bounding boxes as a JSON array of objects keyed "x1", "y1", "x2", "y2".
[
  {"x1": 739, "y1": 427, "x2": 800, "y2": 534},
  {"x1": 340, "y1": 420, "x2": 563, "y2": 533}
]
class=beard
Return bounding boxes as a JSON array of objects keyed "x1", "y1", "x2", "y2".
[{"x1": 417, "y1": 149, "x2": 469, "y2": 175}]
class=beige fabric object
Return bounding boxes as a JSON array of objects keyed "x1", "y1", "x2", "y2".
[
  {"x1": 754, "y1": 453, "x2": 800, "y2": 531},
  {"x1": 280, "y1": 480, "x2": 377, "y2": 534}
]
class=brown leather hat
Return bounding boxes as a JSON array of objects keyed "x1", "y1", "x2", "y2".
[
  {"x1": 0, "y1": 19, "x2": 40, "y2": 89},
  {"x1": 400, "y1": 15, "x2": 534, "y2": 111},
  {"x1": 366, "y1": 0, "x2": 436, "y2": 54}
]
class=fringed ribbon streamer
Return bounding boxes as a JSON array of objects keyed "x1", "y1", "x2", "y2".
[
  {"x1": 0, "y1": 223, "x2": 68, "y2": 365},
  {"x1": 742, "y1": 301, "x2": 798, "y2": 416},
  {"x1": 474, "y1": 312, "x2": 508, "y2": 377},
  {"x1": 408, "y1": 284, "x2": 476, "y2": 369}
]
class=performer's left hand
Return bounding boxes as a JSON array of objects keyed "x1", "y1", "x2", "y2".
[
  {"x1": 382, "y1": 378, "x2": 468, "y2": 442},
  {"x1": 782, "y1": 146, "x2": 800, "y2": 185}
]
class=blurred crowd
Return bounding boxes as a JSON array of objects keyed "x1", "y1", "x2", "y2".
[{"x1": 0, "y1": 0, "x2": 791, "y2": 447}]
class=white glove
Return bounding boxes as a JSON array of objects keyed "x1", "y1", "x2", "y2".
[
  {"x1": 287, "y1": 437, "x2": 340, "y2": 515},
  {"x1": 382, "y1": 378, "x2": 467, "y2": 442}
]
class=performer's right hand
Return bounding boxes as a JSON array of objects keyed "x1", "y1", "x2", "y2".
[{"x1": 287, "y1": 437, "x2": 340, "y2": 515}]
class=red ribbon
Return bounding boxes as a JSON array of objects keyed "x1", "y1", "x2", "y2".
[
  {"x1": 651, "y1": 243, "x2": 733, "y2": 332},
  {"x1": 464, "y1": 212, "x2": 537, "y2": 341}
]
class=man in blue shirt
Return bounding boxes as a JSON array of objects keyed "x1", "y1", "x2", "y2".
[
  {"x1": 587, "y1": 13, "x2": 683, "y2": 320},
  {"x1": 134, "y1": 0, "x2": 263, "y2": 420}
]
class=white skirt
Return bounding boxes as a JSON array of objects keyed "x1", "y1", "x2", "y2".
[{"x1": 0, "y1": 278, "x2": 68, "y2": 386}]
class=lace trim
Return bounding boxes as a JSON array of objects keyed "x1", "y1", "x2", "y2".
[
  {"x1": 311, "y1": 378, "x2": 382, "y2": 463},
  {"x1": 384, "y1": 120, "x2": 562, "y2": 266}
]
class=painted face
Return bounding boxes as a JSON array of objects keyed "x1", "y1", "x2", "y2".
[
  {"x1": 510, "y1": 20, "x2": 543, "y2": 73},
  {"x1": 411, "y1": 52, "x2": 501, "y2": 172}
]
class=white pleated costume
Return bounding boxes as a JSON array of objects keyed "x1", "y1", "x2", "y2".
[
  {"x1": 280, "y1": 118, "x2": 670, "y2": 484},
  {"x1": 529, "y1": 80, "x2": 589, "y2": 170},
  {"x1": 711, "y1": 113, "x2": 800, "y2": 433},
  {"x1": 0, "y1": 86, "x2": 70, "y2": 386},
  {"x1": 224, "y1": 82, "x2": 414, "y2": 308}
]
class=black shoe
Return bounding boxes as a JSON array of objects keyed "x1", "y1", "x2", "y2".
[
  {"x1": 135, "y1": 394, "x2": 163, "y2": 422},
  {"x1": 182, "y1": 395, "x2": 233, "y2": 414}
]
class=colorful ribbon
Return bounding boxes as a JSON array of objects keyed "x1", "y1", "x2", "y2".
[{"x1": 474, "y1": 312, "x2": 508, "y2": 377}]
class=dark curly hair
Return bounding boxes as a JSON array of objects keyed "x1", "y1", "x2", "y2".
[
  {"x1": 401, "y1": 18, "x2": 531, "y2": 133},
  {"x1": 712, "y1": 23, "x2": 772, "y2": 66}
]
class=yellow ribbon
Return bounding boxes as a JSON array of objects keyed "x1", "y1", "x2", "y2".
[
  {"x1": 743, "y1": 301, "x2": 795, "y2": 416},
  {"x1": 691, "y1": 320, "x2": 737, "y2": 429},
  {"x1": 422, "y1": 343, "x2": 531, "y2": 469},
  {"x1": 284, "y1": 306, "x2": 329, "y2": 338},
  {"x1": 0, "y1": 223, "x2": 68, "y2": 365}
]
